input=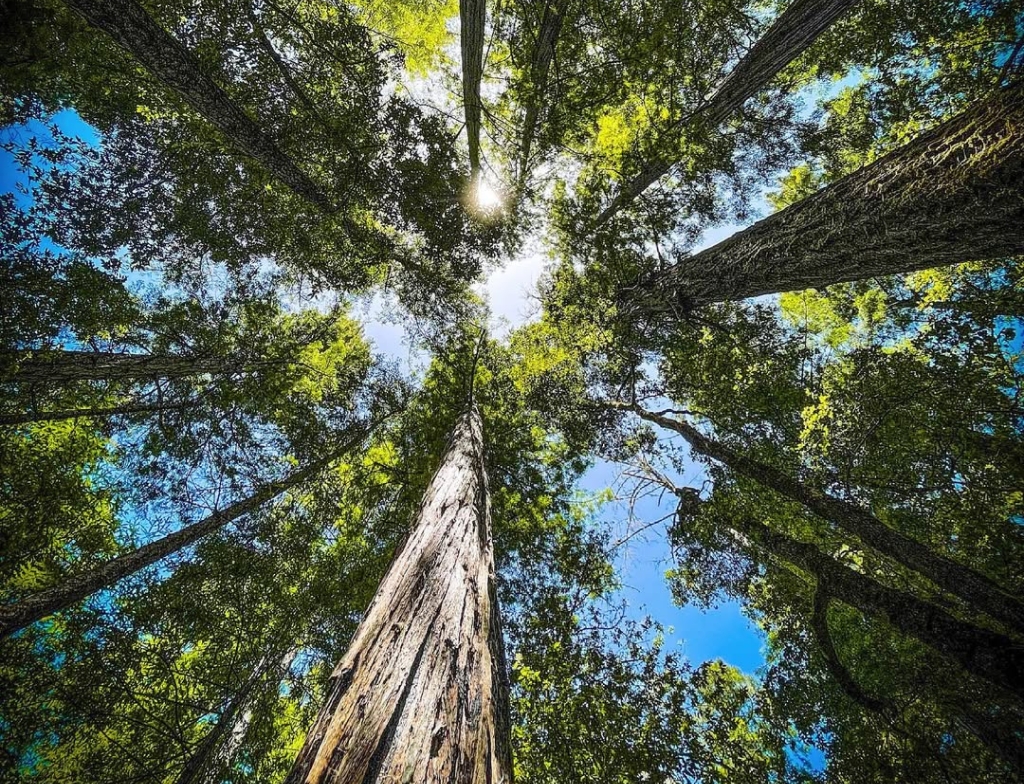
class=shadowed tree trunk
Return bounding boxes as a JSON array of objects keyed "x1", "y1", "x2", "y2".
[
  {"x1": 285, "y1": 408, "x2": 512, "y2": 784},
  {"x1": 613, "y1": 402, "x2": 1024, "y2": 636},
  {"x1": 597, "y1": 0, "x2": 860, "y2": 224},
  {"x1": 0, "y1": 397, "x2": 190, "y2": 426},
  {"x1": 175, "y1": 647, "x2": 299, "y2": 784},
  {"x1": 0, "y1": 426, "x2": 368, "y2": 638},
  {"x1": 2, "y1": 350, "x2": 248, "y2": 385},
  {"x1": 460, "y1": 0, "x2": 486, "y2": 177},
  {"x1": 631, "y1": 80, "x2": 1024, "y2": 311},
  {"x1": 734, "y1": 515, "x2": 1024, "y2": 701},
  {"x1": 516, "y1": 0, "x2": 568, "y2": 187},
  {"x1": 62, "y1": 0, "x2": 334, "y2": 209}
]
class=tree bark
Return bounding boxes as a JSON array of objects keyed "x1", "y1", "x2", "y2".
[
  {"x1": 0, "y1": 428, "x2": 366, "y2": 639},
  {"x1": 614, "y1": 402, "x2": 1024, "y2": 636},
  {"x1": 62, "y1": 0, "x2": 334, "y2": 210},
  {"x1": 596, "y1": 0, "x2": 859, "y2": 224},
  {"x1": 738, "y1": 516, "x2": 1024, "y2": 701},
  {"x1": 631, "y1": 80, "x2": 1024, "y2": 311},
  {"x1": 460, "y1": 0, "x2": 487, "y2": 177},
  {"x1": 0, "y1": 398, "x2": 191, "y2": 425},
  {"x1": 3, "y1": 350, "x2": 250, "y2": 385},
  {"x1": 516, "y1": 0, "x2": 568, "y2": 186},
  {"x1": 285, "y1": 409, "x2": 512, "y2": 784}
]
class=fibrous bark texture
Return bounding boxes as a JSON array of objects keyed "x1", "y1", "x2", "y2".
[
  {"x1": 460, "y1": 0, "x2": 487, "y2": 176},
  {"x1": 617, "y1": 402, "x2": 1024, "y2": 636},
  {"x1": 285, "y1": 409, "x2": 512, "y2": 784},
  {"x1": 63, "y1": 0, "x2": 333, "y2": 209},
  {"x1": 2, "y1": 350, "x2": 243, "y2": 385},
  {"x1": 0, "y1": 431, "x2": 365, "y2": 638},
  {"x1": 635, "y1": 79, "x2": 1024, "y2": 310},
  {"x1": 597, "y1": 0, "x2": 859, "y2": 224},
  {"x1": 516, "y1": 0, "x2": 568, "y2": 185}
]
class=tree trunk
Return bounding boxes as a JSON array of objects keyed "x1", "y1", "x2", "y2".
[
  {"x1": 516, "y1": 0, "x2": 568, "y2": 186},
  {"x1": 631, "y1": 80, "x2": 1024, "y2": 310},
  {"x1": 285, "y1": 409, "x2": 512, "y2": 784},
  {"x1": 738, "y1": 516, "x2": 1024, "y2": 701},
  {"x1": 3, "y1": 350, "x2": 246, "y2": 385},
  {"x1": 63, "y1": 0, "x2": 334, "y2": 210},
  {"x1": 0, "y1": 428, "x2": 366, "y2": 638},
  {"x1": 616, "y1": 402, "x2": 1024, "y2": 636},
  {"x1": 596, "y1": 0, "x2": 859, "y2": 224},
  {"x1": 176, "y1": 647, "x2": 299, "y2": 784},
  {"x1": 0, "y1": 398, "x2": 190, "y2": 426},
  {"x1": 460, "y1": 0, "x2": 486, "y2": 177}
]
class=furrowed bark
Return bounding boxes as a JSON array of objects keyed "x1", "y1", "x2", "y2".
[
  {"x1": 176, "y1": 647, "x2": 299, "y2": 784},
  {"x1": 0, "y1": 429, "x2": 366, "y2": 639},
  {"x1": 3, "y1": 350, "x2": 252, "y2": 385},
  {"x1": 285, "y1": 409, "x2": 512, "y2": 784},
  {"x1": 61, "y1": 0, "x2": 334, "y2": 209},
  {"x1": 0, "y1": 398, "x2": 189, "y2": 425},
  {"x1": 634, "y1": 80, "x2": 1024, "y2": 310},
  {"x1": 460, "y1": 0, "x2": 487, "y2": 177},
  {"x1": 614, "y1": 402, "x2": 1024, "y2": 636},
  {"x1": 597, "y1": 0, "x2": 859, "y2": 224},
  {"x1": 516, "y1": 0, "x2": 568, "y2": 186},
  {"x1": 740, "y1": 517, "x2": 1024, "y2": 701}
]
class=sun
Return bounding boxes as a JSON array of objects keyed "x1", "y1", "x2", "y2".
[{"x1": 474, "y1": 177, "x2": 503, "y2": 213}]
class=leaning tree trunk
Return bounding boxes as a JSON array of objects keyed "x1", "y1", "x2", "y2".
[
  {"x1": 285, "y1": 409, "x2": 511, "y2": 784},
  {"x1": 632, "y1": 79, "x2": 1024, "y2": 311},
  {"x1": 2, "y1": 350, "x2": 248, "y2": 385},
  {"x1": 176, "y1": 647, "x2": 299, "y2": 784},
  {"x1": 460, "y1": 0, "x2": 486, "y2": 178},
  {"x1": 596, "y1": 0, "x2": 860, "y2": 224},
  {"x1": 0, "y1": 427, "x2": 367, "y2": 638},
  {"x1": 0, "y1": 397, "x2": 190, "y2": 426},
  {"x1": 615, "y1": 402, "x2": 1024, "y2": 636},
  {"x1": 738, "y1": 516, "x2": 1024, "y2": 701},
  {"x1": 62, "y1": 0, "x2": 334, "y2": 210}
]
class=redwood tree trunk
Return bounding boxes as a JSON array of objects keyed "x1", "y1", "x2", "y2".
[
  {"x1": 634, "y1": 80, "x2": 1024, "y2": 310},
  {"x1": 62, "y1": 0, "x2": 334, "y2": 210},
  {"x1": 285, "y1": 409, "x2": 512, "y2": 784},
  {"x1": 516, "y1": 0, "x2": 568, "y2": 185},
  {"x1": 0, "y1": 398, "x2": 190, "y2": 426},
  {"x1": 3, "y1": 350, "x2": 243, "y2": 385},
  {"x1": 460, "y1": 0, "x2": 487, "y2": 177},
  {"x1": 597, "y1": 0, "x2": 859, "y2": 224},
  {"x1": 618, "y1": 402, "x2": 1024, "y2": 636},
  {"x1": 0, "y1": 429, "x2": 366, "y2": 638}
]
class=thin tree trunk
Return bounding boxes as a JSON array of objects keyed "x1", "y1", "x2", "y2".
[
  {"x1": 3, "y1": 350, "x2": 249, "y2": 385},
  {"x1": 516, "y1": 0, "x2": 568, "y2": 186},
  {"x1": 285, "y1": 409, "x2": 512, "y2": 784},
  {"x1": 614, "y1": 402, "x2": 1024, "y2": 636},
  {"x1": 738, "y1": 516, "x2": 1024, "y2": 701},
  {"x1": 631, "y1": 80, "x2": 1024, "y2": 311},
  {"x1": 63, "y1": 0, "x2": 334, "y2": 210},
  {"x1": 0, "y1": 397, "x2": 190, "y2": 426},
  {"x1": 0, "y1": 428, "x2": 367, "y2": 638},
  {"x1": 460, "y1": 0, "x2": 486, "y2": 177},
  {"x1": 596, "y1": 0, "x2": 859, "y2": 224},
  {"x1": 176, "y1": 647, "x2": 299, "y2": 784}
]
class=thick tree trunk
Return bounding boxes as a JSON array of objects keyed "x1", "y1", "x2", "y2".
[
  {"x1": 516, "y1": 0, "x2": 568, "y2": 186},
  {"x1": 616, "y1": 402, "x2": 1024, "y2": 636},
  {"x1": 2, "y1": 350, "x2": 248, "y2": 385},
  {"x1": 62, "y1": 0, "x2": 334, "y2": 210},
  {"x1": 176, "y1": 647, "x2": 299, "y2": 784},
  {"x1": 0, "y1": 429, "x2": 366, "y2": 638},
  {"x1": 597, "y1": 0, "x2": 859, "y2": 224},
  {"x1": 738, "y1": 516, "x2": 1024, "y2": 701},
  {"x1": 285, "y1": 409, "x2": 512, "y2": 784},
  {"x1": 0, "y1": 398, "x2": 190, "y2": 426},
  {"x1": 632, "y1": 80, "x2": 1024, "y2": 310},
  {"x1": 460, "y1": 0, "x2": 487, "y2": 177}
]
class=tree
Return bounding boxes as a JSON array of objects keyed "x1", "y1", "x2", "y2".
[{"x1": 460, "y1": 0, "x2": 486, "y2": 178}]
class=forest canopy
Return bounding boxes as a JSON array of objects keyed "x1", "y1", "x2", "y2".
[{"x1": 1, "y1": 0, "x2": 1023, "y2": 782}]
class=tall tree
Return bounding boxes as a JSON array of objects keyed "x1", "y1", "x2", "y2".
[
  {"x1": 460, "y1": 0, "x2": 486, "y2": 178},
  {"x1": 285, "y1": 407, "x2": 511, "y2": 784}
]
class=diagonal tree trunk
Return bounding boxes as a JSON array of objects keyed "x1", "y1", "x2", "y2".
[
  {"x1": 631, "y1": 80, "x2": 1024, "y2": 311},
  {"x1": 285, "y1": 408, "x2": 511, "y2": 784},
  {"x1": 460, "y1": 0, "x2": 487, "y2": 178},
  {"x1": 516, "y1": 0, "x2": 568, "y2": 187},
  {"x1": 176, "y1": 647, "x2": 299, "y2": 784},
  {"x1": 734, "y1": 515, "x2": 1024, "y2": 701},
  {"x1": 0, "y1": 397, "x2": 190, "y2": 426},
  {"x1": 62, "y1": 0, "x2": 334, "y2": 210},
  {"x1": 0, "y1": 426, "x2": 368, "y2": 639},
  {"x1": 596, "y1": 0, "x2": 860, "y2": 224},
  {"x1": 613, "y1": 401, "x2": 1024, "y2": 636},
  {"x1": 2, "y1": 350, "x2": 258, "y2": 385}
]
